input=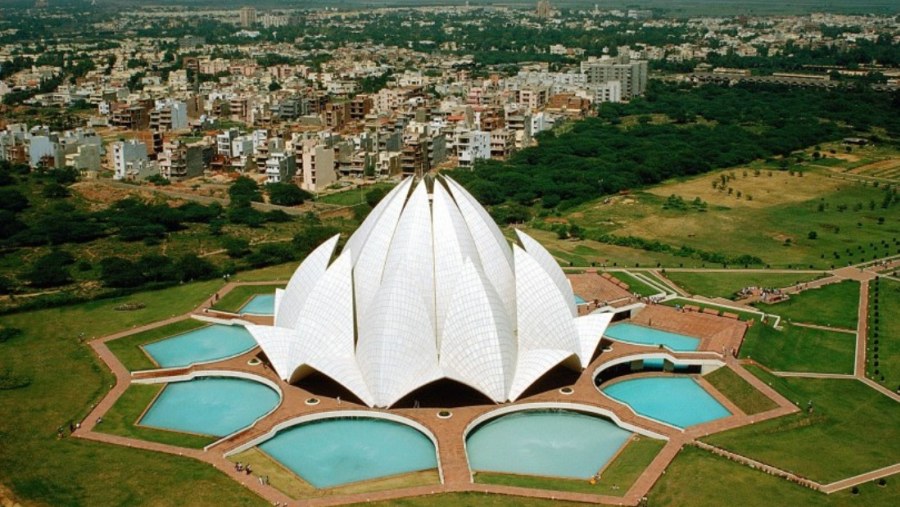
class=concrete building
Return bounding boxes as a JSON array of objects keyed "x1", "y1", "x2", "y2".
[
  {"x1": 581, "y1": 57, "x2": 648, "y2": 99},
  {"x1": 300, "y1": 140, "x2": 336, "y2": 192},
  {"x1": 239, "y1": 7, "x2": 257, "y2": 27},
  {"x1": 265, "y1": 151, "x2": 297, "y2": 184},
  {"x1": 111, "y1": 139, "x2": 150, "y2": 181}
]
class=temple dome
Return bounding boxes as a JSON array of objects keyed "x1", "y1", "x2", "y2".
[{"x1": 246, "y1": 176, "x2": 612, "y2": 407}]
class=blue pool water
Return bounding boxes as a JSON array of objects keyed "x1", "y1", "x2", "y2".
[
  {"x1": 574, "y1": 294, "x2": 587, "y2": 305},
  {"x1": 604, "y1": 323, "x2": 700, "y2": 351},
  {"x1": 602, "y1": 377, "x2": 731, "y2": 428},
  {"x1": 259, "y1": 418, "x2": 437, "y2": 488},
  {"x1": 466, "y1": 410, "x2": 632, "y2": 479},
  {"x1": 140, "y1": 377, "x2": 279, "y2": 436},
  {"x1": 143, "y1": 324, "x2": 257, "y2": 368},
  {"x1": 240, "y1": 294, "x2": 275, "y2": 315}
]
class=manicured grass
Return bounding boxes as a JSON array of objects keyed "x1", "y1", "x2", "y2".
[
  {"x1": 352, "y1": 493, "x2": 587, "y2": 507},
  {"x1": 703, "y1": 366, "x2": 900, "y2": 483},
  {"x1": 704, "y1": 366, "x2": 778, "y2": 415},
  {"x1": 650, "y1": 445, "x2": 898, "y2": 507},
  {"x1": 106, "y1": 318, "x2": 207, "y2": 371},
  {"x1": 316, "y1": 182, "x2": 395, "y2": 206},
  {"x1": 232, "y1": 262, "x2": 296, "y2": 282},
  {"x1": 229, "y1": 449, "x2": 439, "y2": 500},
  {"x1": 98, "y1": 383, "x2": 215, "y2": 449},
  {"x1": 474, "y1": 435, "x2": 665, "y2": 496},
  {"x1": 664, "y1": 271, "x2": 827, "y2": 299},
  {"x1": 757, "y1": 280, "x2": 860, "y2": 329},
  {"x1": 739, "y1": 323, "x2": 856, "y2": 374},
  {"x1": 609, "y1": 271, "x2": 661, "y2": 297},
  {"x1": 211, "y1": 284, "x2": 284, "y2": 313},
  {"x1": 869, "y1": 278, "x2": 900, "y2": 391},
  {"x1": 0, "y1": 280, "x2": 266, "y2": 506}
]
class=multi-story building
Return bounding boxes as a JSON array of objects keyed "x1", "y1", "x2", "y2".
[
  {"x1": 580, "y1": 57, "x2": 648, "y2": 99},
  {"x1": 149, "y1": 100, "x2": 188, "y2": 132},
  {"x1": 111, "y1": 139, "x2": 149, "y2": 180},
  {"x1": 239, "y1": 7, "x2": 256, "y2": 28},
  {"x1": 300, "y1": 139, "x2": 336, "y2": 192},
  {"x1": 265, "y1": 152, "x2": 297, "y2": 184}
]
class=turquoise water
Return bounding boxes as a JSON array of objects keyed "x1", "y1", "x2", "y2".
[
  {"x1": 240, "y1": 294, "x2": 275, "y2": 315},
  {"x1": 143, "y1": 324, "x2": 257, "y2": 368},
  {"x1": 604, "y1": 323, "x2": 700, "y2": 351},
  {"x1": 602, "y1": 377, "x2": 731, "y2": 428},
  {"x1": 140, "y1": 377, "x2": 279, "y2": 436},
  {"x1": 467, "y1": 410, "x2": 632, "y2": 479},
  {"x1": 259, "y1": 418, "x2": 437, "y2": 488},
  {"x1": 574, "y1": 294, "x2": 587, "y2": 305}
]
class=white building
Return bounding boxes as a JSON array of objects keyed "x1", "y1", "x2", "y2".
[
  {"x1": 265, "y1": 152, "x2": 296, "y2": 184},
  {"x1": 245, "y1": 176, "x2": 613, "y2": 408},
  {"x1": 111, "y1": 139, "x2": 149, "y2": 180}
]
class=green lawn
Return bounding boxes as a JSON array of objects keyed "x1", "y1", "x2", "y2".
[
  {"x1": 98, "y1": 383, "x2": 215, "y2": 449},
  {"x1": 704, "y1": 366, "x2": 778, "y2": 415},
  {"x1": 739, "y1": 323, "x2": 856, "y2": 374},
  {"x1": 0, "y1": 280, "x2": 266, "y2": 506},
  {"x1": 316, "y1": 182, "x2": 395, "y2": 206},
  {"x1": 703, "y1": 366, "x2": 900, "y2": 483},
  {"x1": 756, "y1": 280, "x2": 860, "y2": 329},
  {"x1": 869, "y1": 278, "x2": 900, "y2": 391},
  {"x1": 649, "y1": 446, "x2": 898, "y2": 507},
  {"x1": 608, "y1": 271, "x2": 661, "y2": 297},
  {"x1": 106, "y1": 318, "x2": 207, "y2": 371},
  {"x1": 664, "y1": 271, "x2": 827, "y2": 299},
  {"x1": 352, "y1": 493, "x2": 586, "y2": 507},
  {"x1": 474, "y1": 435, "x2": 665, "y2": 496},
  {"x1": 211, "y1": 284, "x2": 283, "y2": 313}
]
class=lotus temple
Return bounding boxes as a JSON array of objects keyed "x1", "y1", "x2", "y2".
[{"x1": 78, "y1": 175, "x2": 801, "y2": 506}]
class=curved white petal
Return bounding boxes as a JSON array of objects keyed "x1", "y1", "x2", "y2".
[
  {"x1": 244, "y1": 324, "x2": 299, "y2": 381},
  {"x1": 444, "y1": 176, "x2": 517, "y2": 323},
  {"x1": 292, "y1": 251, "x2": 374, "y2": 406},
  {"x1": 514, "y1": 245, "x2": 580, "y2": 354},
  {"x1": 516, "y1": 229, "x2": 576, "y2": 317},
  {"x1": 356, "y1": 269, "x2": 442, "y2": 408},
  {"x1": 575, "y1": 312, "x2": 615, "y2": 367},
  {"x1": 343, "y1": 177, "x2": 414, "y2": 264},
  {"x1": 508, "y1": 349, "x2": 575, "y2": 401},
  {"x1": 274, "y1": 234, "x2": 339, "y2": 328},
  {"x1": 439, "y1": 259, "x2": 516, "y2": 402}
]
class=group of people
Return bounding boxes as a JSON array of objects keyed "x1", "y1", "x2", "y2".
[{"x1": 234, "y1": 462, "x2": 269, "y2": 488}]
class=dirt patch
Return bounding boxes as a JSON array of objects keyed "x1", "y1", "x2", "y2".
[
  {"x1": 0, "y1": 483, "x2": 23, "y2": 507},
  {"x1": 849, "y1": 158, "x2": 900, "y2": 178},
  {"x1": 71, "y1": 181, "x2": 159, "y2": 209}
]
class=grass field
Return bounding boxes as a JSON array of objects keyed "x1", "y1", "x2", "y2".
[
  {"x1": 869, "y1": 278, "x2": 900, "y2": 391},
  {"x1": 99, "y1": 383, "x2": 216, "y2": 449},
  {"x1": 664, "y1": 271, "x2": 827, "y2": 299},
  {"x1": 106, "y1": 318, "x2": 207, "y2": 371},
  {"x1": 211, "y1": 284, "x2": 284, "y2": 313},
  {"x1": 739, "y1": 323, "x2": 856, "y2": 374},
  {"x1": 316, "y1": 182, "x2": 395, "y2": 206},
  {"x1": 756, "y1": 280, "x2": 860, "y2": 329},
  {"x1": 703, "y1": 366, "x2": 778, "y2": 414},
  {"x1": 532, "y1": 156, "x2": 900, "y2": 269},
  {"x1": 703, "y1": 366, "x2": 900, "y2": 483},
  {"x1": 649, "y1": 446, "x2": 898, "y2": 507},
  {"x1": 474, "y1": 435, "x2": 665, "y2": 496},
  {"x1": 0, "y1": 280, "x2": 267, "y2": 506}
]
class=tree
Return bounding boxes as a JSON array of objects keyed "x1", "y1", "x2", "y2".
[
  {"x1": 0, "y1": 188, "x2": 29, "y2": 213},
  {"x1": 808, "y1": 231, "x2": 818, "y2": 240},
  {"x1": 22, "y1": 250, "x2": 73, "y2": 288},
  {"x1": 177, "y1": 254, "x2": 217, "y2": 282},
  {"x1": 268, "y1": 81, "x2": 282, "y2": 92},
  {"x1": 228, "y1": 176, "x2": 262, "y2": 206},
  {"x1": 222, "y1": 236, "x2": 251, "y2": 258},
  {"x1": 292, "y1": 225, "x2": 340, "y2": 257},
  {"x1": 99, "y1": 257, "x2": 143, "y2": 288},
  {"x1": 365, "y1": 187, "x2": 389, "y2": 208},
  {"x1": 42, "y1": 183, "x2": 70, "y2": 198},
  {"x1": 267, "y1": 183, "x2": 311, "y2": 206}
]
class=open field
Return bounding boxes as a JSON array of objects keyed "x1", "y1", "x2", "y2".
[
  {"x1": 528, "y1": 151, "x2": 900, "y2": 269},
  {"x1": 315, "y1": 182, "x2": 395, "y2": 206},
  {"x1": 869, "y1": 278, "x2": 900, "y2": 390},
  {"x1": 704, "y1": 366, "x2": 778, "y2": 414},
  {"x1": 739, "y1": 323, "x2": 856, "y2": 374},
  {"x1": 755, "y1": 280, "x2": 860, "y2": 329},
  {"x1": 474, "y1": 435, "x2": 665, "y2": 496},
  {"x1": 106, "y1": 318, "x2": 207, "y2": 371},
  {"x1": 664, "y1": 271, "x2": 827, "y2": 298},
  {"x1": 211, "y1": 284, "x2": 283, "y2": 313},
  {"x1": 608, "y1": 271, "x2": 661, "y2": 296},
  {"x1": 703, "y1": 366, "x2": 900, "y2": 483},
  {"x1": 649, "y1": 446, "x2": 898, "y2": 507},
  {"x1": 0, "y1": 281, "x2": 266, "y2": 507},
  {"x1": 99, "y1": 383, "x2": 216, "y2": 449}
]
